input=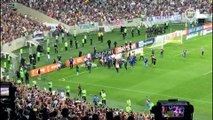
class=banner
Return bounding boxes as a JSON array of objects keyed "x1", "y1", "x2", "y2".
[
  {"x1": 186, "y1": 32, "x2": 199, "y2": 40},
  {"x1": 203, "y1": 23, "x2": 212, "y2": 30},
  {"x1": 65, "y1": 56, "x2": 85, "y2": 67},
  {"x1": 30, "y1": 64, "x2": 58, "y2": 77},
  {"x1": 202, "y1": 29, "x2": 212, "y2": 35},
  {"x1": 78, "y1": 23, "x2": 97, "y2": 30},
  {"x1": 136, "y1": 38, "x2": 155, "y2": 48},
  {"x1": 94, "y1": 49, "x2": 114, "y2": 59},
  {"x1": 146, "y1": 14, "x2": 182, "y2": 23},
  {"x1": 107, "y1": 19, "x2": 125, "y2": 26},
  {"x1": 32, "y1": 30, "x2": 44, "y2": 41},
  {"x1": 143, "y1": 38, "x2": 155, "y2": 46},
  {"x1": 188, "y1": 26, "x2": 203, "y2": 34},
  {"x1": 114, "y1": 43, "x2": 137, "y2": 54}
]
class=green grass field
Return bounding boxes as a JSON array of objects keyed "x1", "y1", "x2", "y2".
[{"x1": 3, "y1": 24, "x2": 212, "y2": 120}]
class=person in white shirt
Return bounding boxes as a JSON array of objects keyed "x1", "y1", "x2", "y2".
[
  {"x1": 115, "y1": 60, "x2": 120, "y2": 73},
  {"x1": 47, "y1": 54, "x2": 50, "y2": 64}
]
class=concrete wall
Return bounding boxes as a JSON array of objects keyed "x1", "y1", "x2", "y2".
[{"x1": 16, "y1": 3, "x2": 71, "y2": 30}]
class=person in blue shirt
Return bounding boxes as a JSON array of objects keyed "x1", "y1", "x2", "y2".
[
  {"x1": 93, "y1": 95, "x2": 99, "y2": 106},
  {"x1": 144, "y1": 57, "x2": 148, "y2": 68},
  {"x1": 129, "y1": 57, "x2": 134, "y2": 67},
  {"x1": 69, "y1": 57, "x2": 73, "y2": 69},
  {"x1": 182, "y1": 50, "x2": 187, "y2": 58}
]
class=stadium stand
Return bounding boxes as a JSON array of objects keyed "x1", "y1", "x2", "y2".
[
  {"x1": 1, "y1": 0, "x2": 211, "y2": 44},
  {"x1": 0, "y1": 1, "x2": 46, "y2": 44},
  {"x1": 1, "y1": 80, "x2": 153, "y2": 120},
  {"x1": 14, "y1": 0, "x2": 212, "y2": 26}
]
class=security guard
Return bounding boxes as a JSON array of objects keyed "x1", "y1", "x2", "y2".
[
  {"x1": 48, "y1": 82, "x2": 53, "y2": 92},
  {"x1": 81, "y1": 88, "x2": 87, "y2": 101},
  {"x1": 66, "y1": 85, "x2": 70, "y2": 97},
  {"x1": 64, "y1": 41, "x2": 68, "y2": 51}
]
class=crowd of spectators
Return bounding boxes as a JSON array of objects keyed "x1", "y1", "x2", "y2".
[
  {"x1": 1, "y1": 0, "x2": 211, "y2": 44},
  {"x1": 1, "y1": 80, "x2": 154, "y2": 120},
  {"x1": 0, "y1": 0, "x2": 45, "y2": 44},
  {"x1": 13, "y1": 0, "x2": 212, "y2": 26}
]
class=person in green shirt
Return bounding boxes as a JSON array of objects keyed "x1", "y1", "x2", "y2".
[
  {"x1": 47, "y1": 47, "x2": 50, "y2": 54},
  {"x1": 137, "y1": 25, "x2": 141, "y2": 35},
  {"x1": 20, "y1": 48, "x2": 23, "y2": 57},
  {"x1": 56, "y1": 35, "x2": 59, "y2": 43},
  {"x1": 9, "y1": 63, "x2": 13, "y2": 70},
  {"x1": 64, "y1": 41, "x2": 68, "y2": 51},
  {"x1": 32, "y1": 80, "x2": 37, "y2": 87},
  {"x1": 48, "y1": 82, "x2": 53, "y2": 92},
  {"x1": 76, "y1": 65, "x2": 79, "y2": 76},
  {"x1": 123, "y1": 28, "x2": 127, "y2": 40},
  {"x1": 100, "y1": 32, "x2": 104, "y2": 43},
  {"x1": 81, "y1": 88, "x2": 87, "y2": 101},
  {"x1": 149, "y1": 102, "x2": 154, "y2": 111},
  {"x1": 73, "y1": 29, "x2": 77, "y2": 40},
  {"x1": 6, "y1": 75, "x2": 9, "y2": 81},
  {"x1": 166, "y1": 21, "x2": 169, "y2": 28},
  {"x1": 101, "y1": 90, "x2": 106, "y2": 106},
  {"x1": 126, "y1": 106, "x2": 132, "y2": 113},
  {"x1": 66, "y1": 85, "x2": 70, "y2": 97},
  {"x1": 27, "y1": 84, "x2": 30, "y2": 88},
  {"x1": 20, "y1": 70, "x2": 25, "y2": 83},
  {"x1": 185, "y1": 22, "x2": 188, "y2": 28},
  {"x1": 84, "y1": 35, "x2": 87, "y2": 44},
  {"x1": 47, "y1": 38, "x2": 50, "y2": 45},
  {"x1": 62, "y1": 33, "x2": 65, "y2": 42},
  {"x1": 127, "y1": 99, "x2": 131, "y2": 107},
  {"x1": 82, "y1": 39, "x2": 85, "y2": 47},
  {"x1": 7, "y1": 55, "x2": 11, "y2": 63},
  {"x1": 4, "y1": 62, "x2": 7, "y2": 69},
  {"x1": 124, "y1": 28, "x2": 127, "y2": 36},
  {"x1": 37, "y1": 52, "x2": 40, "y2": 61},
  {"x1": 98, "y1": 98, "x2": 102, "y2": 107},
  {"x1": 17, "y1": 79, "x2": 22, "y2": 84}
]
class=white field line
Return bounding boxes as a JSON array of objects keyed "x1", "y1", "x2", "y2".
[
  {"x1": 58, "y1": 75, "x2": 212, "y2": 104},
  {"x1": 203, "y1": 70, "x2": 212, "y2": 75}
]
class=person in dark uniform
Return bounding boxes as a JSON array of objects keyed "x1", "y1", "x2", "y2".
[
  {"x1": 201, "y1": 47, "x2": 204, "y2": 56},
  {"x1": 69, "y1": 39, "x2": 73, "y2": 48},
  {"x1": 75, "y1": 40, "x2": 78, "y2": 49},
  {"x1": 54, "y1": 43, "x2": 58, "y2": 53},
  {"x1": 151, "y1": 56, "x2": 156, "y2": 67},
  {"x1": 124, "y1": 61, "x2": 128, "y2": 70},
  {"x1": 129, "y1": 41, "x2": 132, "y2": 50},
  {"x1": 94, "y1": 47, "x2": 97, "y2": 55},
  {"x1": 79, "y1": 51, "x2": 82, "y2": 57},
  {"x1": 90, "y1": 38, "x2": 93, "y2": 45},
  {"x1": 107, "y1": 40, "x2": 111, "y2": 49},
  {"x1": 25, "y1": 71, "x2": 29, "y2": 84},
  {"x1": 114, "y1": 41, "x2": 117, "y2": 48},
  {"x1": 38, "y1": 69, "x2": 41, "y2": 80},
  {"x1": 131, "y1": 28, "x2": 134, "y2": 37},
  {"x1": 160, "y1": 49, "x2": 164, "y2": 57},
  {"x1": 16, "y1": 70, "x2": 20, "y2": 80},
  {"x1": 87, "y1": 60, "x2": 92, "y2": 73}
]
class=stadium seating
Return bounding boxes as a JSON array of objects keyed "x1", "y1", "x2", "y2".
[
  {"x1": 1, "y1": 0, "x2": 211, "y2": 44},
  {"x1": 15, "y1": 0, "x2": 212, "y2": 26},
  {"x1": 2, "y1": 80, "x2": 153, "y2": 120},
  {"x1": 1, "y1": 1, "x2": 45, "y2": 44}
]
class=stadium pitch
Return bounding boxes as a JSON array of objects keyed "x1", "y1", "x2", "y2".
[{"x1": 6, "y1": 25, "x2": 212, "y2": 120}]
